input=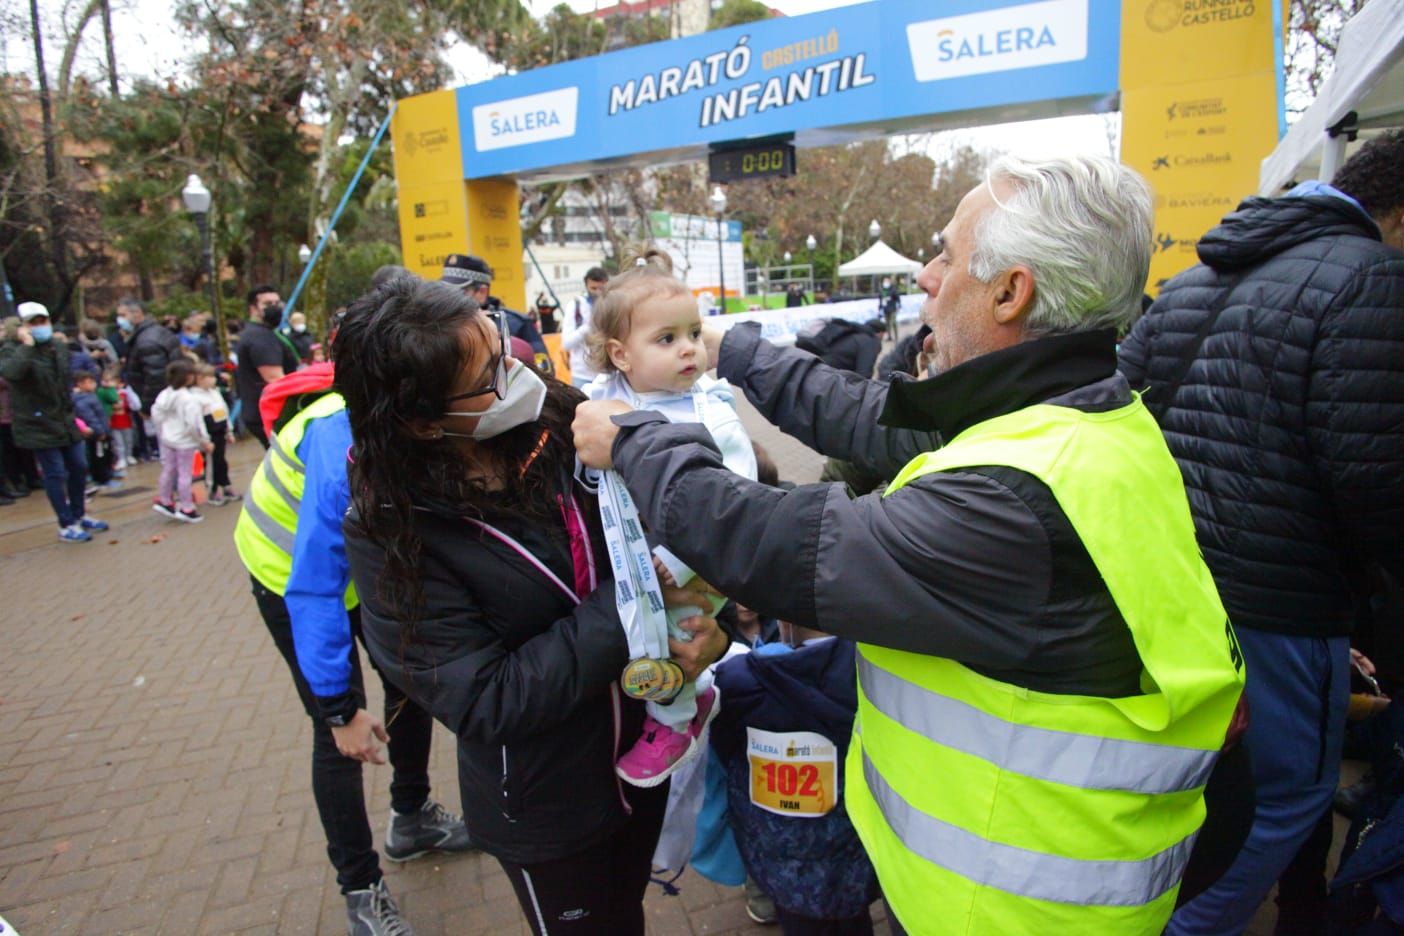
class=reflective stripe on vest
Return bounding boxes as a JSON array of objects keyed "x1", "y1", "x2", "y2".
[
  {"x1": 857, "y1": 656, "x2": 1218, "y2": 795},
  {"x1": 859, "y1": 749, "x2": 1196, "y2": 908},
  {"x1": 269, "y1": 431, "x2": 305, "y2": 476},
  {"x1": 233, "y1": 392, "x2": 354, "y2": 604},
  {"x1": 239, "y1": 485, "x2": 296, "y2": 554},
  {"x1": 259, "y1": 448, "x2": 301, "y2": 514},
  {"x1": 848, "y1": 395, "x2": 1243, "y2": 935}
]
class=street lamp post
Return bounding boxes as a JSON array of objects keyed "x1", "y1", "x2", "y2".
[
  {"x1": 298, "y1": 243, "x2": 312, "y2": 265},
  {"x1": 181, "y1": 174, "x2": 227, "y2": 362},
  {"x1": 709, "y1": 185, "x2": 727, "y2": 314},
  {"x1": 869, "y1": 219, "x2": 882, "y2": 241},
  {"x1": 805, "y1": 234, "x2": 817, "y2": 293}
]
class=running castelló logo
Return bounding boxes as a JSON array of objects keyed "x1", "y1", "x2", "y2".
[
  {"x1": 472, "y1": 87, "x2": 579, "y2": 152},
  {"x1": 907, "y1": 0, "x2": 1089, "y2": 82}
]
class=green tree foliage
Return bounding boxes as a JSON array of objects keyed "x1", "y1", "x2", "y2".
[{"x1": 709, "y1": 0, "x2": 775, "y2": 30}]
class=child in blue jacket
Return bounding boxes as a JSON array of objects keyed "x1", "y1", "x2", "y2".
[{"x1": 706, "y1": 622, "x2": 879, "y2": 934}]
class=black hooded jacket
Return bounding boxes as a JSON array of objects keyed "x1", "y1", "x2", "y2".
[
  {"x1": 343, "y1": 493, "x2": 643, "y2": 865},
  {"x1": 1119, "y1": 194, "x2": 1404, "y2": 637}
]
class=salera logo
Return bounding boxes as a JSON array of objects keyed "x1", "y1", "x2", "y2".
[
  {"x1": 472, "y1": 87, "x2": 578, "y2": 152},
  {"x1": 907, "y1": 0, "x2": 1088, "y2": 83}
]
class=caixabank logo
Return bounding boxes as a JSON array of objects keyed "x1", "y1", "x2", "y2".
[
  {"x1": 906, "y1": 0, "x2": 1089, "y2": 82},
  {"x1": 472, "y1": 87, "x2": 579, "y2": 153}
]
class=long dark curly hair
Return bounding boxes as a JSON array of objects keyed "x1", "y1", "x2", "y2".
[{"x1": 333, "y1": 276, "x2": 583, "y2": 626}]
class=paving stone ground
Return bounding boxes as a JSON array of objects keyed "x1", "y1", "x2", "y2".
[{"x1": 0, "y1": 346, "x2": 1299, "y2": 934}]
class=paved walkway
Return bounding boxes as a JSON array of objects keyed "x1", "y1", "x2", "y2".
[{"x1": 0, "y1": 354, "x2": 1299, "y2": 934}]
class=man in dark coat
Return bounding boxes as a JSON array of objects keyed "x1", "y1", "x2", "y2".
[
  {"x1": 0, "y1": 303, "x2": 108, "y2": 541},
  {"x1": 121, "y1": 297, "x2": 182, "y2": 458},
  {"x1": 1119, "y1": 129, "x2": 1404, "y2": 934}
]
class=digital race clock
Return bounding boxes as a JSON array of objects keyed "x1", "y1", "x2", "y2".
[{"x1": 708, "y1": 141, "x2": 797, "y2": 183}]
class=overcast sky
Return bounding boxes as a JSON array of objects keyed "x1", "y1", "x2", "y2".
[{"x1": 2, "y1": 0, "x2": 1110, "y2": 165}]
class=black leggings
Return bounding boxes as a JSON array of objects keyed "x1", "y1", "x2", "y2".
[
  {"x1": 204, "y1": 416, "x2": 230, "y2": 488},
  {"x1": 251, "y1": 576, "x2": 434, "y2": 892},
  {"x1": 498, "y1": 783, "x2": 669, "y2": 935}
]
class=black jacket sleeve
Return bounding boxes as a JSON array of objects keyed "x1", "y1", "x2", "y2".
[
  {"x1": 853, "y1": 334, "x2": 880, "y2": 380},
  {"x1": 719, "y1": 323, "x2": 938, "y2": 480},
  {"x1": 1307, "y1": 258, "x2": 1404, "y2": 578},
  {"x1": 611, "y1": 413, "x2": 1054, "y2": 668}
]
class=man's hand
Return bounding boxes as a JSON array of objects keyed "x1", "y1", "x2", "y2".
[
  {"x1": 200, "y1": 440, "x2": 214, "y2": 454},
  {"x1": 661, "y1": 578, "x2": 722, "y2": 610},
  {"x1": 330, "y1": 709, "x2": 389, "y2": 764},
  {"x1": 16, "y1": 325, "x2": 33, "y2": 347},
  {"x1": 572, "y1": 399, "x2": 633, "y2": 469},
  {"x1": 701, "y1": 324, "x2": 724, "y2": 372},
  {"x1": 669, "y1": 615, "x2": 728, "y2": 683}
]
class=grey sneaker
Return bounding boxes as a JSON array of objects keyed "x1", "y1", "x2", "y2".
[
  {"x1": 744, "y1": 875, "x2": 778, "y2": 925},
  {"x1": 384, "y1": 799, "x2": 473, "y2": 862},
  {"x1": 345, "y1": 878, "x2": 413, "y2": 936}
]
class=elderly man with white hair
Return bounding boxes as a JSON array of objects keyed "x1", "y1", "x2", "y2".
[{"x1": 573, "y1": 154, "x2": 1247, "y2": 934}]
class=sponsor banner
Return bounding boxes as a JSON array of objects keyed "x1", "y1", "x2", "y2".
[
  {"x1": 1120, "y1": 0, "x2": 1282, "y2": 293},
  {"x1": 1123, "y1": 73, "x2": 1280, "y2": 291},
  {"x1": 472, "y1": 87, "x2": 579, "y2": 152},
  {"x1": 1120, "y1": 0, "x2": 1280, "y2": 91},
  {"x1": 907, "y1": 0, "x2": 1090, "y2": 82},
  {"x1": 392, "y1": 89, "x2": 464, "y2": 184},
  {"x1": 465, "y1": 179, "x2": 527, "y2": 314},
  {"x1": 445, "y1": 0, "x2": 1121, "y2": 179},
  {"x1": 396, "y1": 179, "x2": 470, "y2": 281}
]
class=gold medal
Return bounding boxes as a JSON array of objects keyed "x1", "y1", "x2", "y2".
[{"x1": 620, "y1": 658, "x2": 685, "y2": 701}]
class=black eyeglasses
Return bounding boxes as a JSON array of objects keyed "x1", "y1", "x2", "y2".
[{"x1": 443, "y1": 311, "x2": 509, "y2": 405}]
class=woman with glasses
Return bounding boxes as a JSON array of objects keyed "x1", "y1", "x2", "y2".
[{"x1": 334, "y1": 277, "x2": 727, "y2": 935}]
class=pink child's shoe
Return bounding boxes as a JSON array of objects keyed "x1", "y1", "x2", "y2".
[
  {"x1": 689, "y1": 686, "x2": 721, "y2": 740},
  {"x1": 616, "y1": 715, "x2": 698, "y2": 787}
]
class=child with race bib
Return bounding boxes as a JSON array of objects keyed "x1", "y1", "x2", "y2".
[{"x1": 585, "y1": 250, "x2": 757, "y2": 787}]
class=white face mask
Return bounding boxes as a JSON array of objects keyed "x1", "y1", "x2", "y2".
[{"x1": 441, "y1": 360, "x2": 546, "y2": 441}]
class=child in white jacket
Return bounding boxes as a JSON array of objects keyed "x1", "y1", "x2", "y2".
[{"x1": 150, "y1": 359, "x2": 212, "y2": 523}]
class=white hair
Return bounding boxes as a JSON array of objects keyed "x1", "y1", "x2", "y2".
[{"x1": 969, "y1": 154, "x2": 1153, "y2": 337}]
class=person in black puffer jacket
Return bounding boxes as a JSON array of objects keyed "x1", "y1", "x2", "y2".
[
  {"x1": 334, "y1": 277, "x2": 728, "y2": 936},
  {"x1": 121, "y1": 297, "x2": 182, "y2": 458},
  {"x1": 1119, "y1": 129, "x2": 1404, "y2": 935}
]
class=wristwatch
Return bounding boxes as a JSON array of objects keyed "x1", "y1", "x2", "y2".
[{"x1": 318, "y1": 692, "x2": 360, "y2": 728}]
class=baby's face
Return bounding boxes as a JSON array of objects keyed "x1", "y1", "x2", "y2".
[{"x1": 612, "y1": 293, "x2": 705, "y2": 395}]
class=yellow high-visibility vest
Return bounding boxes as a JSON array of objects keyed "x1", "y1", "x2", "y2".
[
  {"x1": 233, "y1": 392, "x2": 357, "y2": 607},
  {"x1": 848, "y1": 395, "x2": 1244, "y2": 935}
]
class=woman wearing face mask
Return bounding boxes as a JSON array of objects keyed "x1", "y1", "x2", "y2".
[{"x1": 334, "y1": 277, "x2": 728, "y2": 935}]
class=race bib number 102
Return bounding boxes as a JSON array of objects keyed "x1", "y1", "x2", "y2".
[{"x1": 747, "y1": 728, "x2": 839, "y2": 818}]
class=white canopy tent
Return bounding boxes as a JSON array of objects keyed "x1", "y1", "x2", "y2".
[
  {"x1": 837, "y1": 240, "x2": 923, "y2": 277},
  {"x1": 1259, "y1": 0, "x2": 1404, "y2": 195}
]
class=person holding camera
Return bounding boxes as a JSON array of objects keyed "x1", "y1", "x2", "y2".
[{"x1": 234, "y1": 284, "x2": 299, "y2": 448}]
